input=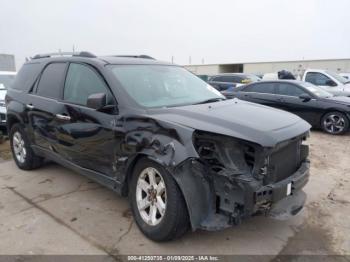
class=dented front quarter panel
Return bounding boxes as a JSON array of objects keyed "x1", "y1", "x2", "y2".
[{"x1": 115, "y1": 114, "x2": 216, "y2": 230}]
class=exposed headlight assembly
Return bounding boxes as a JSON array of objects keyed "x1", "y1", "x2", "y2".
[{"x1": 193, "y1": 131, "x2": 262, "y2": 176}]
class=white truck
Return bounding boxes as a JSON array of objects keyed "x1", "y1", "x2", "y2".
[{"x1": 302, "y1": 69, "x2": 350, "y2": 96}]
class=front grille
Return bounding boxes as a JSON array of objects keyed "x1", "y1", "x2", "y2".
[{"x1": 268, "y1": 139, "x2": 301, "y2": 183}]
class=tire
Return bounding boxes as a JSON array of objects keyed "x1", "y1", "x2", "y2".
[
  {"x1": 129, "y1": 158, "x2": 189, "y2": 241},
  {"x1": 321, "y1": 112, "x2": 349, "y2": 135},
  {"x1": 9, "y1": 123, "x2": 44, "y2": 170}
]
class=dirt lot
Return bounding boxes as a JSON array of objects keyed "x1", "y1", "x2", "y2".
[{"x1": 0, "y1": 131, "x2": 349, "y2": 259}]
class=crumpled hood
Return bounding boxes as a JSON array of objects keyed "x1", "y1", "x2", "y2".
[{"x1": 149, "y1": 99, "x2": 311, "y2": 147}]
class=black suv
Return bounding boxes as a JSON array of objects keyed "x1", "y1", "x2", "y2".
[{"x1": 6, "y1": 52, "x2": 311, "y2": 241}]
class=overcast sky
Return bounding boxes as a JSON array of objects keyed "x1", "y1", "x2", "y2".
[{"x1": 1, "y1": 0, "x2": 349, "y2": 68}]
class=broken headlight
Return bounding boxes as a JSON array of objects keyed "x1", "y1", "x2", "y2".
[{"x1": 193, "y1": 131, "x2": 260, "y2": 175}]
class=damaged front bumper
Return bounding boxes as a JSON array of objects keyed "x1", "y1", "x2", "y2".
[
  {"x1": 197, "y1": 160, "x2": 310, "y2": 231},
  {"x1": 256, "y1": 160, "x2": 309, "y2": 219}
]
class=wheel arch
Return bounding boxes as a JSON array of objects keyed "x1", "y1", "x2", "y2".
[
  {"x1": 320, "y1": 109, "x2": 350, "y2": 134},
  {"x1": 119, "y1": 116, "x2": 213, "y2": 231},
  {"x1": 320, "y1": 109, "x2": 350, "y2": 124},
  {"x1": 6, "y1": 113, "x2": 23, "y2": 131},
  {"x1": 122, "y1": 153, "x2": 212, "y2": 231}
]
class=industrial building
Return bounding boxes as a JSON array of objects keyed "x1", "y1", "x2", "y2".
[
  {"x1": 184, "y1": 58, "x2": 350, "y2": 78},
  {"x1": 0, "y1": 54, "x2": 16, "y2": 71}
]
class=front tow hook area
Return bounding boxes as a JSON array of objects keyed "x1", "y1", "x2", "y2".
[{"x1": 268, "y1": 190, "x2": 306, "y2": 220}]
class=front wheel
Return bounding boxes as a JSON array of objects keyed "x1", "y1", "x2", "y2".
[
  {"x1": 129, "y1": 158, "x2": 189, "y2": 241},
  {"x1": 321, "y1": 112, "x2": 349, "y2": 135}
]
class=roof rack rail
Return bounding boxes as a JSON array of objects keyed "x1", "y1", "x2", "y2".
[
  {"x1": 114, "y1": 55, "x2": 155, "y2": 60},
  {"x1": 32, "y1": 51, "x2": 96, "y2": 60}
]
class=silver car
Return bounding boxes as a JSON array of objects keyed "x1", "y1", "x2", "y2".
[{"x1": 0, "y1": 71, "x2": 16, "y2": 129}]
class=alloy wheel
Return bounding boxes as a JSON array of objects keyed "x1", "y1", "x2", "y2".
[
  {"x1": 12, "y1": 131, "x2": 26, "y2": 163},
  {"x1": 136, "y1": 167, "x2": 167, "y2": 226},
  {"x1": 323, "y1": 114, "x2": 345, "y2": 134}
]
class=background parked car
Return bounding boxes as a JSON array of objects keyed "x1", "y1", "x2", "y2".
[
  {"x1": 262, "y1": 70, "x2": 296, "y2": 80},
  {"x1": 196, "y1": 74, "x2": 211, "y2": 82},
  {"x1": 208, "y1": 73, "x2": 261, "y2": 91},
  {"x1": 0, "y1": 71, "x2": 16, "y2": 133},
  {"x1": 223, "y1": 80, "x2": 350, "y2": 135},
  {"x1": 253, "y1": 73, "x2": 263, "y2": 79},
  {"x1": 339, "y1": 72, "x2": 350, "y2": 80},
  {"x1": 302, "y1": 69, "x2": 350, "y2": 96}
]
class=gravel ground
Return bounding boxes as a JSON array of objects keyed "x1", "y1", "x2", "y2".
[{"x1": 0, "y1": 131, "x2": 349, "y2": 260}]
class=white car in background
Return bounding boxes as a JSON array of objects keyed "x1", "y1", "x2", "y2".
[
  {"x1": 302, "y1": 69, "x2": 350, "y2": 96},
  {"x1": 262, "y1": 72, "x2": 278, "y2": 80},
  {"x1": 0, "y1": 71, "x2": 17, "y2": 130},
  {"x1": 339, "y1": 73, "x2": 350, "y2": 80}
]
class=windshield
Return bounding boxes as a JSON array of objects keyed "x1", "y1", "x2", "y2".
[
  {"x1": 300, "y1": 82, "x2": 333, "y2": 98},
  {"x1": 326, "y1": 70, "x2": 349, "y2": 84},
  {"x1": 109, "y1": 65, "x2": 224, "y2": 108},
  {"x1": 245, "y1": 74, "x2": 261, "y2": 82},
  {"x1": 0, "y1": 74, "x2": 16, "y2": 90}
]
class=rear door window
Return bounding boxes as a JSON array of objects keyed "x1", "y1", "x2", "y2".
[
  {"x1": 36, "y1": 63, "x2": 67, "y2": 99},
  {"x1": 63, "y1": 63, "x2": 114, "y2": 106},
  {"x1": 276, "y1": 83, "x2": 307, "y2": 97},
  {"x1": 243, "y1": 83, "x2": 275, "y2": 94}
]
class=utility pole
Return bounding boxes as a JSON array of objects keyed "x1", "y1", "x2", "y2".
[
  {"x1": 171, "y1": 56, "x2": 174, "y2": 64},
  {"x1": 189, "y1": 56, "x2": 191, "y2": 65}
]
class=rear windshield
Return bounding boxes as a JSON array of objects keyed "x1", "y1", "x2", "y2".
[
  {"x1": 244, "y1": 74, "x2": 261, "y2": 82},
  {"x1": 12, "y1": 63, "x2": 42, "y2": 92}
]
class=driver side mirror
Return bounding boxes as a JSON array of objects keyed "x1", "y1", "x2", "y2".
[
  {"x1": 325, "y1": 79, "x2": 337, "y2": 87},
  {"x1": 87, "y1": 93, "x2": 107, "y2": 110},
  {"x1": 299, "y1": 94, "x2": 312, "y2": 102}
]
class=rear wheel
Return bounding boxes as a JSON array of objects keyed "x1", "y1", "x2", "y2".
[
  {"x1": 129, "y1": 158, "x2": 189, "y2": 241},
  {"x1": 321, "y1": 112, "x2": 349, "y2": 135},
  {"x1": 10, "y1": 124, "x2": 44, "y2": 170}
]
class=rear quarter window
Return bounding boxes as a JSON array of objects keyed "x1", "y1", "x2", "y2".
[{"x1": 11, "y1": 63, "x2": 43, "y2": 92}]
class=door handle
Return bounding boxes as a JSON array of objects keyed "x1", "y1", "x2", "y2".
[
  {"x1": 56, "y1": 114, "x2": 71, "y2": 121},
  {"x1": 26, "y1": 104, "x2": 34, "y2": 110}
]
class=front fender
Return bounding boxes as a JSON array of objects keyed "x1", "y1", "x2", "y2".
[
  {"x1": 124, "y1": 154, "x2": 213, "y2": 231},
  {"x1": 172, "y1": 158, "x2": 214, "y2": 230},
  {"x1": 116, "y1": 115, "x2": 213, "y2": 230}
]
